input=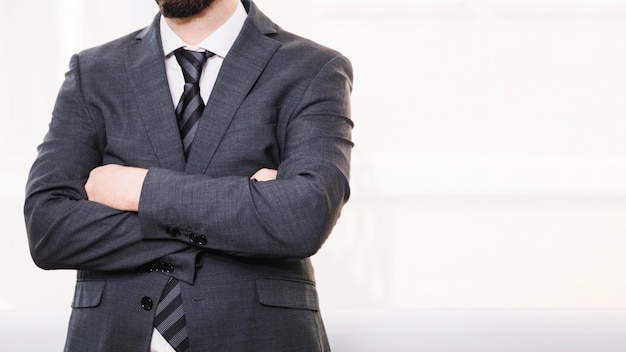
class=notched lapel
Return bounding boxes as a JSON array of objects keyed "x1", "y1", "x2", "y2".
[
  {"x1": 185, "y1": 21, "x2": 280, "y2": 175},
  {"x1": 126, "y1": 16, "x2": 186, "y2": 172}
]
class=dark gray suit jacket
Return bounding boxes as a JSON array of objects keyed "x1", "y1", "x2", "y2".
[{"x1": 24, "y1": 1, "x2": 353, "y2": 351}]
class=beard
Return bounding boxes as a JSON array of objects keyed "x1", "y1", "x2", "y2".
[{"x1": 155, "y1": 0, "x2": 215, "y2": 18}]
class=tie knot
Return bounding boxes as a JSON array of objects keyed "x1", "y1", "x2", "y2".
[{"x1": 173, "y1": 48, "x2": 215, "y2": 84}]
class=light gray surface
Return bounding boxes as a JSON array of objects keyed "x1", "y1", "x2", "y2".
[{"x1": 2, "y1": 309, "x2": 626, "y2": 351}]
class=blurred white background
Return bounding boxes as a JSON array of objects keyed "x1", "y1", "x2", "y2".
[{"x1": 2, "y1": 0, "x2": 626, "y2": 351}]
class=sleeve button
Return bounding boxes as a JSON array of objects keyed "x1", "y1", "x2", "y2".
[
  {"x1": 189, "y1": 233, "x2": 207, "y2": 246},
  {"x1": 165, "y1": 227, "x2": 179, "y2": 237}
]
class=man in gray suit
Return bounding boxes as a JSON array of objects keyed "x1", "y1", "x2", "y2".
[{"x1": 23, "y1": 0, "x2": 353, "y2": 350}]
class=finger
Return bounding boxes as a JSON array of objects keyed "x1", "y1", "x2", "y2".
[{"x1": 250, "y1": 168, "x2": 277, "y2": 181}]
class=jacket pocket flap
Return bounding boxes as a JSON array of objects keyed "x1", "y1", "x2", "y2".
[
  {"x1": 71, "y1": 281, "x2": 106, "y2": 308},
  {"x1": 256, "y1": 278, "x2": 319, "y2": 311}
]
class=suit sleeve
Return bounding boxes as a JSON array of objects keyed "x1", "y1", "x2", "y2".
[
  {"x1": 24, "y1": 54, "x2": 191, "y2": 271},
  {"x1": 138, "y1": 54, "x2": 354, "y2": 260}
]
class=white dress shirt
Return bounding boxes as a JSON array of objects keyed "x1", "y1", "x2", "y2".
[
  {"x1": 150, "y1": 3, "x2": 247, "y2": 352},
  {"x1": 161, "y1": 1, "x2": 248, "y2": 107}
]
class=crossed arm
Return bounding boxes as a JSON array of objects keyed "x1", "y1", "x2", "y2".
[
  {"x1": 85, "y1": 165, "x2": 277, "y2": 212},
  {"x1": 25, "y1": 53, "x2": 353, "y2": 272}
]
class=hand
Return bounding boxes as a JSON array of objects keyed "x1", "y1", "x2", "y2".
[
  {"x1": 250, "y1": 168, "x2": 277, "y2": 182},
  {"x1": 85, "y1": 164, "x2": 148, "y2": 212}
]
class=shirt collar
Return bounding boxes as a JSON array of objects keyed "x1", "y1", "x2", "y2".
[{"x1": 160, "y1": 1, "x2": 248, "y2": 59}]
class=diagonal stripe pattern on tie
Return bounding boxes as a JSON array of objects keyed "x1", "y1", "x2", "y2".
[
  {"x1": 154, "y1": 278, "x2": 190, "y2": 352},
  {"x1": 173, "y1": 48, "x2": 215, "y2": 159}
]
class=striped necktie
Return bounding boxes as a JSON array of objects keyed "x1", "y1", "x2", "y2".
[
  {"x1": 173, "y1": 48, "x2": 215, "y2": 159},
  {"x1": 154, "y1": 278, "x2": 190, "y2": 352}
]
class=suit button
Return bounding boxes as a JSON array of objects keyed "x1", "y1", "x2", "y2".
[
  {"x1": 166, "y1": 227, "x2": 179, "y2": 237},
  {"x1": 141, "y1": 297, "x2": 153, "y2": 310}
]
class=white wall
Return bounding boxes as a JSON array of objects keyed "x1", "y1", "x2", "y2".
[
  {"x1": 257, "y1": 0, "x2": 626, "y2": 311},
  {"x1": 2, "y1": 0, "x2": 626, "y2": 350}
]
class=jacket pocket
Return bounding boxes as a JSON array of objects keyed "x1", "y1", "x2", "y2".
[
  {"x1": 71, "y1": 280, "x2": 106, "y2": 308},
  {"x1": 256, "y1": 278, "x2": 319, "y2": 311}
]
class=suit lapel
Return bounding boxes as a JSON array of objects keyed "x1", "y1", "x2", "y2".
[
  {"x1": 185, "y1": 4, "x2": 280, "y2": 174},
  {"x1": 126, "y1": 15, "x2": 186, "y2": 171}
]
